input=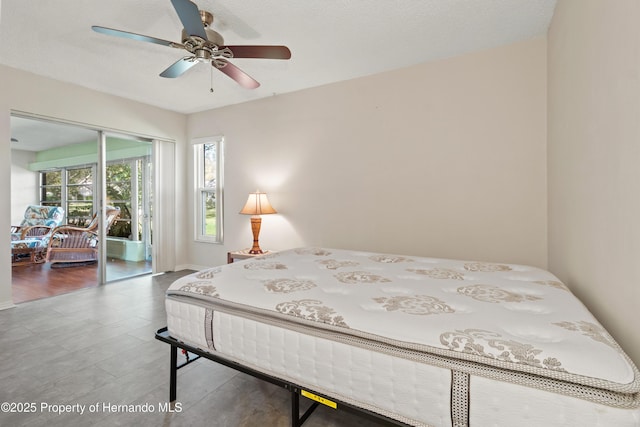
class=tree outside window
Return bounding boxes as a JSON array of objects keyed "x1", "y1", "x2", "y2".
[
  {"x1": 40, "y1": 170, "x2": 62, "y2": 207},
  {"x1": 39, "y1": 157, "x2": 149, "y2": 239},
  {"x1": 66, "y1": 166, "x2": 94, "y2": 225}
]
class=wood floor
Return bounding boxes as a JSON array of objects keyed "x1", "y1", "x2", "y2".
[
  {"x1": 0, "y1": 272, "x2": 386, "y2": 427},
  {"x1": 11, "y1": 259, "x2": 152, "y2": 304}
]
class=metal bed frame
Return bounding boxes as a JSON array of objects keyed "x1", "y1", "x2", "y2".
[{"x1": 155, "y1": 327, "x2": 411, "y2": 427}]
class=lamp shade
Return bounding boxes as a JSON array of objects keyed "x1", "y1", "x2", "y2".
[{"x1": 240, "y1": 192, "x2": 277, "y2": 215}]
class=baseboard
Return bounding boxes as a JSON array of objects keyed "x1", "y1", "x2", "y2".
[
  {"x1": 175, "y1": 263, "x2": 210, "y2": 272},
  {"x1": 0, "y1": 300, "x2": 16, "y2": 311}
]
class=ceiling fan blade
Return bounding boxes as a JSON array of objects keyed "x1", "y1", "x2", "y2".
[
  {"x1": 160, "y1": 58, "x2": 199, "y2": 78},
  {"x1": 170, "y1": 0, "x2": 207, "y2": 39},
  {"x1": 224, "y1": 45, "x2": 291, "y2": 60},
  {"x1": 215, "y1": 60, "x2": 260, "y2": 89},
  {"x1": 92, "y1": 26, "x2": 182, "y2": 48}
]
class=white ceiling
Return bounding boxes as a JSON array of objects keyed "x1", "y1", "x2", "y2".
[
  {"x1": 0, "y1": 0, "x2": 557, "y2": 118},
  {"x1": 10, "y1": 116, "x2": 99, "y2": 152}
]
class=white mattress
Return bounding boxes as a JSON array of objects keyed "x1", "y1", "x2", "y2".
[
  {"x1": 167, "y1": 298, "x2": 451, "y2": 426},
  {"x1": 165, "y1": 247, "x2": 640, "y2": 427}
]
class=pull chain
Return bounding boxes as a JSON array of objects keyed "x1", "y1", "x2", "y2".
[{"x1": 210, "y1": 65, "x2": 214, "y2": 93}]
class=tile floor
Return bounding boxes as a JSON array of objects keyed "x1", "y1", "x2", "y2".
[{"x1": 0, "y1": 272, "x2": 389, "y2": 426}]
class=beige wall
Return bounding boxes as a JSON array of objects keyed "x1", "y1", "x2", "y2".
[
  {"x1": 548, "y1": 0, "x2": 640, "y2": 366},
  {"x1": 0, "y1": 65, "x2": 187, "y2": 308},
  {"x1": 188, "y1": 37, "x2": 548, "y2": 270},
  {"x1": 2, "y1": 38, "x2": 548, "y2": 309}
]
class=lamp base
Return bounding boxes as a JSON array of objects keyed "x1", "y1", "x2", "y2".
[{"x1": 248, "y1": 216, "x2": 264, "y2": 254}]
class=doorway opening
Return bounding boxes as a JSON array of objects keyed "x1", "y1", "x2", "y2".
[{"x1": 10, "y1": 115, "x2": 154, "y2": 303}]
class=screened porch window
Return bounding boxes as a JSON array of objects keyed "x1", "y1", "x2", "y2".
[{"x1": 39, "y1": 158, "x2": 149, "y2": 238}]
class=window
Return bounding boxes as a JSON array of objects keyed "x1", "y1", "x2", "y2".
[
  {"x1": 39, "y1": 157, "x2": 150, "y2": 238},
  {"x1": 106, "y1": 160, "x2": 146, "y2": 239},
  {"x1": 40, "y1": 166, "x2": 95, "y2": 227},
  {"x1": 194, "y1": 137, "x2": 224, "y2": 243},
  {"x1": 66, "y1": 166, "x2": 94, "y2": 225},
  {"x1": 40, "y1": 170, "x2": 62, "y2": 207}
]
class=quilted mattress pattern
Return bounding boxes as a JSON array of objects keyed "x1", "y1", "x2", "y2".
[{"x1": 165, "y1": 247, "x2": 640, "y2": 425}]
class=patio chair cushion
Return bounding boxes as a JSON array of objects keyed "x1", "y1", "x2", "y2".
[{"x1": 11, "y1": 205, "x2": 65, "y2": 247}]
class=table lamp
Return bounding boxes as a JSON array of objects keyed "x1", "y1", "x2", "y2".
[{"x1": 239, "y1": 191, "x2": 277, "y2": 254}]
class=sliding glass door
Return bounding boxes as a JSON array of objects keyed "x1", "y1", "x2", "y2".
[
  {"x1": 10, "y1": 114, "x2": 155, "y2": 293},
  {"x1": 103, "y1": 132, "x2": 153, "y2": 282}
]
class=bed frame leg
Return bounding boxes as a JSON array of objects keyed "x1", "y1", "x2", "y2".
[
  {"x1": 289, "y1": 387, "x2": 320, "y2": 427},
  {"x1": 170, "y1": 344, "x2": 178, "y2": 402},
  {"x1": 291, "y1": 389, "x2": 300, "y2": 427}
]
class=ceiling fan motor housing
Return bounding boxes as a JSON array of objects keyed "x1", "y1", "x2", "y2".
[
  {"x1": 181, "y1": 23, "x2": 231, "y2": 64},
  {"x1": 182, "y1": 27, "x2": 224, "y2": 46},
  {"x1": 181, "y1": 26, "x2": 224, "y2": 59}
]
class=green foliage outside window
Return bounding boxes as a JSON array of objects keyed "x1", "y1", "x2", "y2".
[
  {"x1": 195, "y1": 138, "x2": 223, "y2": 243},
  {"x1": 41, "y1": 170, "x2": 62, "y2": 205},
  {"x1": 107, "y1": 162, "x2": 135, "y2": 238},
  {"x1": 203, "y1": 143, "x2": 217, "y2": 238},
  {"x1": 39, "y1": 159, "x2": 147, "y2": 239},
  {"x1": 66, "y1": 167, "x2": 93, "y2": 222},
  {"x1": 205, "y1": 192, "x2": 216, "y2": 236}
]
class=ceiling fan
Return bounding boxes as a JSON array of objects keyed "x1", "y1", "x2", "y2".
[{"x1": 92, "y1": 0, "x2": 291, "y2": 89}]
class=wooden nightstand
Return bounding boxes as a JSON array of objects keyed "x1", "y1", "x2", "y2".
[{"x1": 227, "y1": 249, "x2": 270, "y2": 264}]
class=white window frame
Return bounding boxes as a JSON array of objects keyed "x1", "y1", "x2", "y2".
[{"x1": 194, "y1": 136, "x2": 224, "y2": 243}]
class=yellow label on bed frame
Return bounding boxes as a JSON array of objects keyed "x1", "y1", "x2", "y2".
[{"x1": 301, "y1": 389, "x2": 337, "y2": 409}]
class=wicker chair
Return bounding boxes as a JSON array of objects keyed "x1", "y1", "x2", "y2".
[
  {"x1": 84, "y1": 206, "x2": 121, "y2": 233},
  {"x1": 11, "y1": 205, "x2": 65, "y2": 236},
  {"x1": 46, "y1": 207, "x2": 120, "y2": 266},
  {"x1": 46, "y1": 227, "x2": 99, "y2": 265},
  {"x1": 11, "y1": 205, "x2": 65, "y2": 266}
]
